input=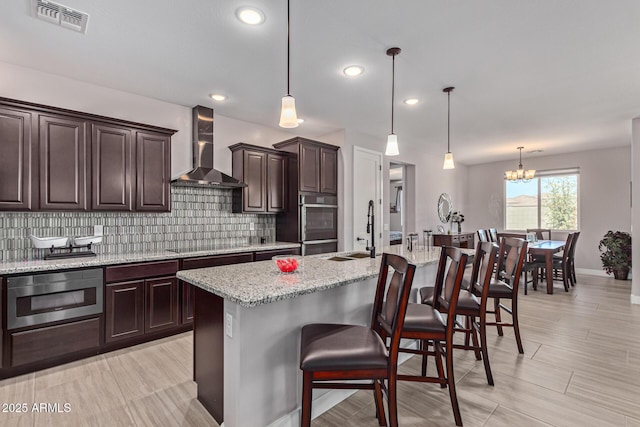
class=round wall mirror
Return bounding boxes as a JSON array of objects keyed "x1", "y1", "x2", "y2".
[{"x1": 437, "y1": 193, "x2": 452, "y2": 224}]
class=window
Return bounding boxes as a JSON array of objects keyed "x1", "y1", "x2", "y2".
[{"x1": 505, "y1": 169, "x2": 579, "y2": 231}]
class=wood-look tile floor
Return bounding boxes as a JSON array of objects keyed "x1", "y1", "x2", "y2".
[{"x1": 0, "y1": 274, "x2": 638, "y2": 426}]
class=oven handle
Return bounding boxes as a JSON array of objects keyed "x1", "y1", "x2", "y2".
[
  {"x1": 300, "y1": 204, "x2": 338, "y2": 208},
  {"x1": 7, "y1": 277, "x2": 102, "y2": 299}
]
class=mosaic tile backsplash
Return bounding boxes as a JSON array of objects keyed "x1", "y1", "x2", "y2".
[{"x1": 0, "y1": 186, "x2": 276, "y2": 261}]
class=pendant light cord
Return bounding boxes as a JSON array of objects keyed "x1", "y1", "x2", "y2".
[
  {"x1": 286, "y1": 0, "x2": 291, "y2": 96},
  {"x1": 447, "y1": 90, "x2": 451, "y2": 153},
  {"x1": 391, "y1": 53, "x2": 395, "y2": 134}
]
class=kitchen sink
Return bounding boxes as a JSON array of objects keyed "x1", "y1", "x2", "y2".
[
  {"x1": 342, "y1": 252, "x2": 371, "y2": 259},
  {"x1": 326, "y1": 256, "x2": 354, "y2": 261}
]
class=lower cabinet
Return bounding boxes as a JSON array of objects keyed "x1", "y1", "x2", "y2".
[{"x1": 104, "y1": 260, "x2": 179, "y2": 343}]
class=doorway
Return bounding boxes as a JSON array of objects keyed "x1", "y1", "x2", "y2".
[
  {"x1": 352, "y1": 146, "x2": 383, "y2": 253},
  {"x1": 389, "y1": 163, "x2": 405, "y2": 246}
]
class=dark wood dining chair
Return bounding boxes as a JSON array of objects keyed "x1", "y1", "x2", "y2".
[
  {"x1": 486, "y1": 237, "x2": 528, "y2": 354},
  {"x1": 477, "y1": 229, "x2": 490, "y2": 243},
  {"x1": 548, "y1": 232, "x2": 576, "y2": 292},
  {"x1": 527, "y1": 228, "x2": 551, "y2": 240},
  {"x1": 454, "y1": 242, "x2": 499, "y2": 386},
  {"x1": 400, "y1": 247, "x2": 468, "y2": 426},
  {"x1": 299, "y1": 253, "x2": 416, "y2": 427},
  {"x1": 568, "y1": 231, "x2": 580, "y2": 286},
  {"x1": 488, "y1": 228, "x2": 498, "y2": 243}
]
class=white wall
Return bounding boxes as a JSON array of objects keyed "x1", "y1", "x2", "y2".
[
  {"x1": 466, "y1": 146, "x2": 631, "y2": 271},
  {"x1": 632, "y1": 118, "x2": 640, "y2": 303}
]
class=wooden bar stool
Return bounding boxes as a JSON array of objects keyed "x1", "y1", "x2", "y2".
[{"x1": 299, "y1": 253, "x2": 416, "y2": 427}]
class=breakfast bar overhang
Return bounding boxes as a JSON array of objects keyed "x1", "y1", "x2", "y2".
[{"x1": 176, "y1": 248, "x2": 443, "y2": 427}]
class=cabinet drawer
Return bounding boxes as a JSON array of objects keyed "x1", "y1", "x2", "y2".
[
  {"x1": 181, "y1": 253, "x2": 253, "y2": 270},
  {"x1": 451, "y1": 235, "x2": 460, "y2": 243},
  {"x1": 459, "y1": 234, "x2": 468, "y2": 242},
  {"x1": 11, "y1": 317, "x2": 100, "y2": 367},
  {"x1": 254, "y1": 248, "x2": 301, "y2": 262},
  {"x1": 105, "y1": 260, "x2": 178, "y2": 283}
]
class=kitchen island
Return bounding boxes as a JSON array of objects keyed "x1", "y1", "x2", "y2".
[{"x1": 177, "y1": 246, "x2": 447, "y2": 427}]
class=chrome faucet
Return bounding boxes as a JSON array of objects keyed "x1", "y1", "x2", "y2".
[{"x1": 366, "y1": 200, "x2": 375, "y2": 258}]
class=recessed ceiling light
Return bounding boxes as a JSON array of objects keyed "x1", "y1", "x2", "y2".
[
  {"x1": 404, "y1": 98, "x2": 419, "y2": 105},
  {"x1": 343, "y1": 65, "x2": 364, "y2": 77},
  {"x1": 297, "y1": 118, "x2": 304, "y2": 124},
  {"x1": 209, "y1": 94, "x2": 227, "y2": 101},
  {"x1": 236, "y1": 7, "x2": 265, "y2": 25}
]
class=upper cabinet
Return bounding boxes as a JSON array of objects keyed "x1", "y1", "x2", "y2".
[
  {"x1": 0, "y1": 106, "x2": 34, "y2": 210},
  {"x1": 272, "y1": 137, "x2": 339, "y2": 195},
  {"x1": 0, "y1": 97, "x2": 175, "y2": 212},
  {"x1": 229, "y1": 143, "x2": 287, "y2": 214}
]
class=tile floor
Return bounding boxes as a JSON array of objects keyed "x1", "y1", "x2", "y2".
[{"x1": 0, "y1": 273, "x2": 637, "y2": 426}]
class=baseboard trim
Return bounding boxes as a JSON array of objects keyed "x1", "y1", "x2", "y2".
[
  {"x1": 631, "y1": 294, "x2": 640, "y2": 305},
  {"x1": 266, "y1": 340, "x2": 418, "y2": 427},
  {"x1": 574, "y1": 268, "x2": 609, "y2": 277}
]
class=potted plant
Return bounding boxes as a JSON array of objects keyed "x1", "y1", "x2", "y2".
[{"x1": 598, "y1": 231, "x2": 632, "y2": 280}]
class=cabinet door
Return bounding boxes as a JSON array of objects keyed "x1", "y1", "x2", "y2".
[
  {"x1": 267, "y1": 153, "x2": 287, "y2": 212},
  {"x1": 39, "y1": 114, "x2": 89, "y2": 210},
  {"x1": 0, "y1": 107, "x2": 33, "y2": 210},
  {"x1": 105, "y1": 280, "x2": 145, "y2": 343},
  {"x1": 180, "y1": 281, "x2": 194, "y2": 325},
  {"x1": 242, "y1": 150, "x2": 267, "y2": 212},
  {"x1": 92, "y1": 123, "x2": 133, "y2": 211},
  {"x1": 299, "y1": 144, "x2": 320, "y2": 192},
  {"x1": 320, "y1": 147, "x2": 338, "y2": 194},
  {"x1": 136, "y1": 131, "x2": 170, "y2": 212},
  {"x1": 145, "y1": 276, "x2": 178, "y2": 333}
]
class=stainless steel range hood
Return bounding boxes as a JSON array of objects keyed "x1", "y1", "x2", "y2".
[{"x1": 171, "y1": 105, "x2": 246, "y2": 188}]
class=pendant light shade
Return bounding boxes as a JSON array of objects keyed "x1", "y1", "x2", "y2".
[
  {"x1": 443, "y1": 86, "x2": 455, "y2": 169},
  {"x1": 385, "y1": 134, "x2": 399, "y2": 156},
  {"x1": 385, "y1": 47, "x2": 401, "y2": 156},
  {"x1": 279, "y1": 95, "x2": 298, "y2": 128},
  {"x1": 279, "y1": 0, "x2": 298, "y2": 128}
]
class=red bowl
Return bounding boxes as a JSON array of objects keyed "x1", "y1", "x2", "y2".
[{"x1": 273, "y1": 255, "x2": 302, "y2": 273}]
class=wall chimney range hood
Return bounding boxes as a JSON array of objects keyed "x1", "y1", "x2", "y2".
[{"x1": 171, "y1": 106, "x2": 246, "y2": 188}]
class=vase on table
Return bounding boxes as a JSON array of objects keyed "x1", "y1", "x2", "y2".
[{"x1": 456, "y1": 222, "x2": 461, "y2": 234}]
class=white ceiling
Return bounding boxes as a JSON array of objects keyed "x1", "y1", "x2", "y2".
[{"x1": 1, "y1": 0, "x2": 639, "y2": 165}]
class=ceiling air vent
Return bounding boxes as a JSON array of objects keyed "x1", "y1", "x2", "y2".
[{"x1": 31, "y1": 0, "x2": 89, "y2": 34}]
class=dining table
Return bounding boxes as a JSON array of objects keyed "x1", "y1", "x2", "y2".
[{"x1": 528, "y1": 240, "x2": 566, "y2": 294}]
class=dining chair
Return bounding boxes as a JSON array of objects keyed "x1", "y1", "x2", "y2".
[
  {"x1": 400, "y1": 247, "x2": 468, "y2": 426},
  {"x1": 486, "y1": 237, "x2": 528, "y2": 354},
  {"x1": 548, "y1": 233, "x2": 575, "y2": 292},
  {"x1": 477, "y1": 229, "x2": 490, "y2": 243},
  {"x1": 568, "y1": 231, "x2": 580, "y2": 286},
  {"x1": 454, "y1": 242, "x2": 499, "y2": 386},
  {"x1": 527, "y1": 228, "x2": 551, "y2": 241},
  {"x1": 299, "y1": 253, "x2": 416, "y2": 427},
  {"x1": 488, "y1": 228, "x2": 498, "y2": 243}
]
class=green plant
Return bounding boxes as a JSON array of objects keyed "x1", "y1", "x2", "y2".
[{"x1": 598, "y1": 231, "x2": 632, "y2": 275}]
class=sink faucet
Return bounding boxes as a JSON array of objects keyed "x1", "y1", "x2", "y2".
[{"x1": 366, "y1": 200, "x2": 375, "y2": 258}]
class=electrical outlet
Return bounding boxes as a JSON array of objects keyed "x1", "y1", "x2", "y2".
[
  {"x1": 225, "y1": 313, "x2": 233, "y2": 338},
  {"x1": 249, "y1": 222, "x2": 255, "y2": 231},
  {"x1": 94, "y1": 225, "x2": 104, "y2": 236}
]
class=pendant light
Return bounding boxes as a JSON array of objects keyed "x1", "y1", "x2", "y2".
[
  {"x1": 442, "y1": 86, "x2": 455, "y2": 169},
  {"x1": 279, "y1": 0, "x2": 298, "y2": 128},
  {"x1": 505, "y1": 147, "x2": 536, "y2": 182},
  {"x1": 385, "y1": 47, "x2": 401, "y2": 156}
]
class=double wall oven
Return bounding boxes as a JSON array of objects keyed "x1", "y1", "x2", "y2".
[{"x1": 300, "y1": 194, "x2": 338, "y2": 255}]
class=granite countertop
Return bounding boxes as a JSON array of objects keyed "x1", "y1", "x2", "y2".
[
  {"x1": 177, "y1": 245, "x2": 455, "y2": 308},
  {"x1": 0, "y1": 242, "x2": 301, "y2": 275}
]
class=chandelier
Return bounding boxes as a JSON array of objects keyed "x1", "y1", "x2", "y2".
[{"x1": 505, "y1": 147, "x2": 535, "y2": 182}]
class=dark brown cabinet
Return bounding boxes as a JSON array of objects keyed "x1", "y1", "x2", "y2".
[
  {"x1": 39, "y1": 114, "x2": 89, "y2": 211},
  {"x1": 0, "y1": 97, "x2": 175, "y2": 212},
  {"x1": 0, "y1": 106, "x2": 33, "y2": 210},
  {"x1": 433, "y1": 232, "x2": 475, "y2": 249},
  {"x1": 105, "y1": 280, "x2": 145, "y2": 343},
  {"x1": 104, "y1": 260, "x2": 179, "y2": 343},
  {"x1": 179, "y1": 252, "x2": 254, "y2": 325},
  {"x1": 272, "y1": 137, "x2": 339, "y2": 195},
  {"x1": 92, "y1": 123, "x2": 133, "y2": 211},
  {"x1": 229, "y1": 143, "x2": 287, "y2": 214},
  {"x1": 136, "y1": 131, "x2": 171, "y2": 212}
]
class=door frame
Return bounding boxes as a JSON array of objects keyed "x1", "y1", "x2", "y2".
[{"x1": 352, "y1": 146, "x2": 383, "y2": 252}]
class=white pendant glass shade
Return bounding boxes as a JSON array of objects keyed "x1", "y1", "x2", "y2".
[
  {"x1": 385, "y1": 134, "x2": 399, "y2": 156},
  {"x1": 443, "y1": 152, "x2": 455, "y2": 169},
  {"x1": 279, "y1": 95, "x2": 299, "y2": 128}
]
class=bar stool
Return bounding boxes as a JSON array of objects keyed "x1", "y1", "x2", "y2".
[{"x1": 299, "y1": 253, "x2": 416, "y2": 427}]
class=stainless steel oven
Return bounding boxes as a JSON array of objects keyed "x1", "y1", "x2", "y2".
[
  {"x1": 300, "y1": 194, "x2": 338, "y2": 255},
  {"x1": 7, "y1": 269, "x2": 103, "y2": 330}
]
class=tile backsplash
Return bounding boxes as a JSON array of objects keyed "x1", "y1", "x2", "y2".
[{"x1": 0, "y1": 186, "x2": 276, "y2": 261}]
